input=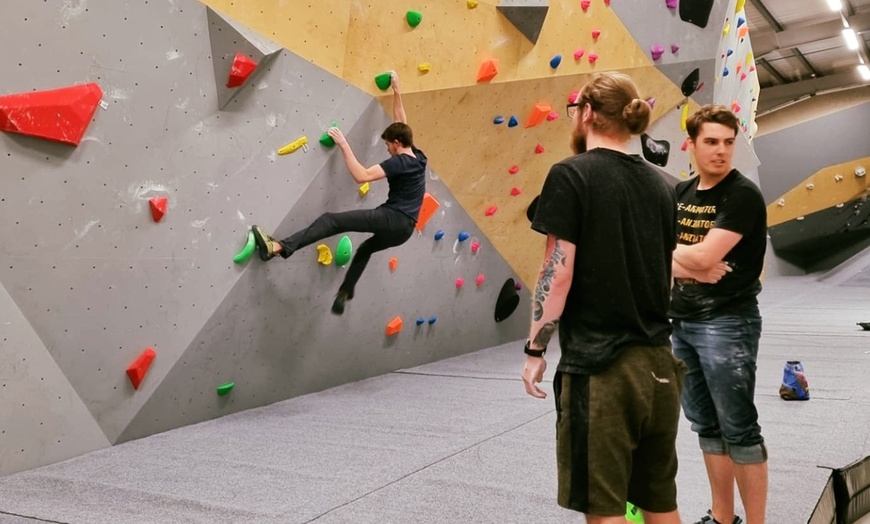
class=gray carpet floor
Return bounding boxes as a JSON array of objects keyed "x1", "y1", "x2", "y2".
[{"x1": 1, "y1": 275, "x2": 869, "y2": 523}]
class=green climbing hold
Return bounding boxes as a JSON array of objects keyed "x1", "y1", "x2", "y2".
[
  {"x1": 374, "y1": 72, "x2": 392, "y2": 91},
  {"x1": 626, "y1": 502, "x2": 644, "y2": 523},
  {"x1": 320, "y1": 121, "x2": 338, "y2": 147},
  {"x1": 232, "y1": 230, "x2": 256, "y2": 264},
  {"x1": 335, "y1": 235, "x2": 353, "y2": 266},
  {"x1": 217, "y1": 382, "x2": 235, "y2": 396},
  {"x1": 406, "y1": 10, "x2": 423, "y2": 28}
]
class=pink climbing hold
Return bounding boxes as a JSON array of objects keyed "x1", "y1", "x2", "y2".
[
  {"x1": 650, "y1": 44, "x2": 665, "y2": 61},
  {"x1": 731, "y1": 102, "x2": 742, "y2": 113},
  {"x1": 696, "y1": 82, "x2": 705, "y2": 92},
  {"x1": 741, "y1": 72, "x2": 747, "y2": 81},
  {"x1": 603, "y1": 0, "x2": 611, "y2": 5},
  {"x1": 646, "y1": 97, "x2": 656, "y2": 109},
  {"x1": 588, "y1": 53, "x2": 599, "y2": 64},
  {"x1": 227, "y1": 53, "x2": 258, "y2": 88},
  {"x1": 681, "y1": 138, "x2": 689, "y2": 152},
  {"x1": 471, "y1": 240, "x2": 481, "y2": 253},
  {"x1": 485, "y1": 205, "x2": 498, "y2": 216},
  {"x1": 666, "y1": 0, "x2": 677, "y2": 8},
  {"x1": 573, "y1": 48, "x2": 586, "y2": 60},
  {"x1": 546, "y1": 111, "x2": 559, "y2": 121},
  {"x1": 508, "y1": 165, "x2": 520, "y2": 174},
  {"x1": 456, "y1": 277, "x2": 465, "y2": 289},
  {"x1": 475, "y1": 274, "x2": 485, "y2": 286},
  {"x1": 671, "y1": 43, "x2": 680, "y2": 54},
  {"x1": 511, "y1": 187, "x2": 522, "y2": 196},
  {"x1": 750, "y1": 65, "x2": 756, "y2": 72},
  {"x1": 515, "y1": 281, "x2": 523, "y2": 290},
  {"x1": 581, "y1": 0, "x2": 591, "y2": 10},
  {"x1": 591, "y1": 29, "x2": 601, "y2": 39},
  {"x1": 535, "y1": 144, "x2": 545, "y2": 154}
]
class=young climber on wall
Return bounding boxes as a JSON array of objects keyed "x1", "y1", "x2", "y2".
[{"x1": 252, "y1": 71, "x2": 428, "y2": 316}]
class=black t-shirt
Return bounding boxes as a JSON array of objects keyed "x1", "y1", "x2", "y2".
[
  {"x1": 531, "y1": 148, "x2": 677, "y2": 375},
  {"x1": 379, "y1": 146, "x2": 427, "y2": 221},
  {"x1": 669, "y1": 169, "x2": 767, "y2": 320}
]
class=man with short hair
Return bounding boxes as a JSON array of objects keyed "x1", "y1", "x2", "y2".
[
  {"x1": 521, "y1": 72, "x2": 727, "y2": 523},
  {"x1": 252, "y1": 71, "x2": 427, "y2": 315},
  {"x1": 670, "y1": 104, "x2": 769, "y2": 524}
]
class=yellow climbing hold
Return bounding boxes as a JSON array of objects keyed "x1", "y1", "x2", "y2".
[
  {"x1": 681, "y1": 103, "x2": 689, "y2": 132},
  {"x1": 723, "y1": 22, "x2": 731, "y2": 36},
  {"x1": 745, "y1": 51, "x2": 754, "y2": 67},
  {"x1": 681, "y1": 171, "x2": 689, "y2": 179},
  {"x1": 735, "y1": 0, "x2": 746, "y2": 12},
  {"x1": 467, "y1": 0, "x2": 478, "y2": 8},
  {"x1": 418, "y1": 62, "x2": 431, "y2": 73},
  {"x1": 359, "y1": 182, "x2": 370, "y2": 196},
  {"x1": 316, "y1": 244, "x2": 333, "y2": 265},
  {"x1": 277, "y1": 136, "x2": 308, "y2": 155}
]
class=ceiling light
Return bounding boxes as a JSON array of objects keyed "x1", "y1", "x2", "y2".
[
  {"x1": 859, "y1": 64, "x2": 870, "y2": 81},
  {"x1": 842, "y1": 28, "x2": 860, "y2": 50},
  {"x1": 827, "y1": 0, "x2": 842, "y2": 10}
]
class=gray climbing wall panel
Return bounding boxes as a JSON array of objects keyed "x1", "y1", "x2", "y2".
[
  {"x1": 497, "y1": 0, "x2": 550, "y2": 44},
  {"x1": 0, "y1": 0, "x2": 528, "y2": 471},
  {"x1": 0, "y1": 282, "x2": 111, "y2": 476}
]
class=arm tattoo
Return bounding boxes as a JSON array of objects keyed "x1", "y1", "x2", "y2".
[
  {"x1": 533, "y1": 240, "x2": 567, "y2": 322},
  {"x1": 533, "y1": 321, "x2": 559, "y2": 348}
]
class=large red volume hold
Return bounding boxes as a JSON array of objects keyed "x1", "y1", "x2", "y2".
[
  {"x1": 0, "y1": 83, "x2": 103, "y2": 146},
  {"x1": 126, "y1": 348, "x2": 156, "y2": 390},
  {"x1": 226, "y1": 53, "x2": 258, "y2": 88}
]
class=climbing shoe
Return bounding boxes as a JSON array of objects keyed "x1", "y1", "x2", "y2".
[
  {"x1": 695, "y1": 510, "x2": 743, "y2": 524},
  {"x1": 251, "y1": 225, "x2": 281, "y2": 261}
]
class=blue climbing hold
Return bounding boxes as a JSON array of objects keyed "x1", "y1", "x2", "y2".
[
  {"x1": 458, "y1": 231, "x2": 470, "y2": 242},
  {"x1": 507, "y1": 116, "x2": 519, "y2": 127},
  {"x1": 434, "y1": 229, "x2": 445, "y2": 241},
  {"x1": 416, "y1": 317, "x2": 426, "y2": 326},
  {"x1": 493, "y1": 116, "x2": 505, "y2": 124},
  {"x1": 428, "y1": 316, "x2": 437, "y2": 325},
  {"x1": 723, "y1": 67, "x2": 730, "y2": 77},
  {"x1": 737, "y1": 16, "x2": 746, "y2": 27},
  {"x1": 726, "y1": 48, "x2": 734, "y2": 57},
  {"x1": 549, "y1": 54, "x2": 562, "y2": 69}
]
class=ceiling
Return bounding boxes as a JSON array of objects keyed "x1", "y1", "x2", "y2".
[{"x1": 747, "y1": 0, "x2": 870, "y2": 114}]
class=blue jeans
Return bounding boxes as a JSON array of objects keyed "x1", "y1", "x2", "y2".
[{"x1": 672, "y1": 306, "x2": 767, "y2": 464}]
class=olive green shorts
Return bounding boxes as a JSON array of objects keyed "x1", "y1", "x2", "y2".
[{"x1": 554, "y1": 345, "x2": 686, "y2": 515}]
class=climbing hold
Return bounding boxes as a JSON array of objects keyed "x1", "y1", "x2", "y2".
[
  {"x1": 467, "y1": 0, "x2": 478, "y2": 7},
  {"x1": 335, "y1": 235, "x2": 353, "y2": 266},
  {"x1": 666, "y1": 0, "x2": 677, "y2": 8},
  {"x1": 535, "y1": 144, "x2": 545, "y2": 154},
  {"x1": 646, "y1": 97, "x2": 656, "y2": 109},
  {"x1": 434, "y1": 229, "x2": 445, "y2": 240},
  {"x1": 485, "y1": 206, "x2": 498, "y2": 217},
  {"x1": 233, "y1": 231, "x2": 256, "y2": 264},
  {"x1": 526, "y1": 195, "x2": 540, "y2": 222},
  {"x1": 389, "y1": 257, "x2": 398, "y2": 272},
  {"x1": 385, "y1": 316, "x2": 403, "y2": 336},
  {"x1": 727, "y1": 49, "x2": 734, "y2": 57},
  {"x1": 550, "y1": 54, "x2": 562, "y2": 69},
  {"x1": 477, "y1": 58, "x2": 500, "y2": 83},
  {"x1": 416, "y1": 192, "x2": 441, "y2": 231},
  {"x1": 515, "y1": 281, "x2": 523, "y2": 290},
  {"x1": 525, "y1": 103, "x2": 552, "y2": 128},
  {"x1": 604, "y1": 0, "x2": 611, "y2": 5},
  {"x1": 680, "y1": 138, "x2": 689, "y2": 152},
  {"x1": 696, "y1": 81, "x2": 705, "y2": 92},
  {"x1": 456, "y1": 278, "x2": 465, "y2": 289},
  {"x1": 217, "y1": 382, "x2": 235, "y2": 396},
  {"x1": 749, "y1": 65, "x2": 755, "y2": 72},
  {"x1": 731, "y1": 101, "x2": 741, "y2": 113},
  {"x1": 316, "y1": 244, "x2": 333, "y2": 265},
  {"x1": 588, "y1": 53, "x2": 599, "y2": 64},
  {"x1": 737, "y1": 63, "x2": 743, "y2": 74},
  {"x1": 641, "y1": 134, "x2": 670, "y2": 167},
  {"x1": 359, "y1": 182, "x2": 370, "y2": 196},
  {"x1": 406, "y1": 10, "x2": 423, "y2": 27},
  {"x1": 681, "y1": 103, "x2": 689, "y2": 131},
  {"x1": 497, "y1": 2, "x2": 549, "y2": 43},
  {"x1": 428, "y1": 316, "x2": 437, "y2": 325},
  {"x1": 508, "y1": 116, "x2": 519, "y2": 127},
  {"x1": 495, "y1": 278, "x2": 521, "y2": 322},
  {"x1": 680, "y1": 171, "x2": 688, "y2": 179},
  {"x1": 494, "y1": 116, "x2": 505, "y2": 124},
  {"x1": 650, "y1": 44, "x2": 665, "y2": 61},
  {"x1": 375, "y1": 72, "x2": 393, "y2": 91},
  {"x1": 471, "y1": 240, "x2": 481, "y2": 253},
  {"x1": 0, "y1": 82, "x2": 103, "y2": 146},
  {"x1": 626, "y1": 502, "x2": 644, "y2": 523},
  {"x1": 671, "y1": 43, "x2": 680, "y2": 54},
  {"x1": 458, "y1": 231, "x2": 470, "y2": 242},
  {"x1": 806, "y1": 183, "x2": 815, "y2": 190},
  {"x1": 592, "y1": 29, "x2": 601, "y2": 39},
  {"x1": 738, "y1": 26, "x2": 749, "y2": 38},
  {"x1": 227, "y1": 53, "x2": 258, "y2": 88},
  {"x1": 681, "y1": 68, "x2": 700, "y2": 96},
  {"x1": 737, "y1": 16, "x2": 746, "y2": 27},
  {"x1": 723, "y1": 67, "x2": 730, "y2": 77},
  {"x1": 835, "y1": 174, "x2": 844, "y2": 182},
  {"x1": 320, "y1": 122, "x2": 339, "y2": 147},
  {"x1": 740, "y1": 72, "x2": 747, "y2": 81},
  {"x1": 476, "y1": 274, "x2": 486, "y2": 287},
  {"x1": 546, "y1": 111, "x2": 559, "y2": 121},
  {"x1": 149, "y1": 197, "x2": 168, "y2": 223},
  {"x1": 509, "y1": 165, "x2": 520, "y2": 174},
  {"x1": 723, "y1": 22, "x2": 731, "y2": 35},
  {"x1": 581, "y1": 0, "x2": 591, "y2": 10},
  {"x1": 416, "y1": 317, "x2": 426, "y2": 326},
  {"x1": 573, "y1": 48, "x2": 586, "y2": 60},
  {"x1": 277, "y1": 135, "x2": 308, "y2": 155},
  {"x1": 680, "y1": 0, "x2": 714, "y2": 28},
  {"x1": 417, "y1": 63, "x2": 431, "y2": 73},
  {"x1": 511, "y1": 187, "x2": 522, "y2": 196},
  {"x1": 126, "y1": 348, "x2": 156, "y2": 390}
]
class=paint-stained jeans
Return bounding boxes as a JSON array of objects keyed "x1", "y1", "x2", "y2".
[{"x1": 672, "y1": 306, "x2": 767, "y2": 464}]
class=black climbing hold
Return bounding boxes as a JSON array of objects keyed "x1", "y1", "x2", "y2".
[
  {"x1": 495, "y1": 278, "x2": 521, "y2": 322},
  {"x1": 679, "y1": 0, "x2": 714, "y2": 28},
  {"x1": 681, "y1": 68, "x2": 700, "y2": 97},
  {"x1": 641, "y1": 134, "x2": 670, "y2": 167}
]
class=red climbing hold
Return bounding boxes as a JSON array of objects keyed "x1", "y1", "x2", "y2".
[
  {"x1": 588, "y1": 53, "x2": 599, "y2": 64},
  {"x1": 149, "y1": 197, "x2": 168, "y2": 223},
  {"x1": 456, "y1": 277, "x2": 465, "y2": 288},
  {"x1": 476, "y1": 274, "x2": 486, "y2": 286},
  {"x1": 509, "y1": 164, "x2": 520, "y2": 174},
  {"x1": 592, "y1": 29, "x2": 601, "y2": 39},
  {"x1": 581, "y1": 0, "x2": 591, "y2": 10},
  {"x1": 485, "y1": 205, "x2": 498, "y2": 216},
  {"x1": 226, "y1": 53, "x2": 258, "y2": 88},
  {"x1": 471, "y1": 240, "x2": 481, "y2": 253},
  {"x1": 511, "y1": 187, "x2": 522, "y2": 196},
  {"x1": 0, "y1": 83, "x2": 103, "y2": 146},
  {"x1": 126, "y1": 347, "x2": 156, "y2": 390},
  {"x1": 681, "y1": 138, "x2": 689, "y2": 152},
  {"x1": 535, "y1": 144, "x2": 545, "y2": 154},
  {"x1": 389, "y1": 257, "x2": 398, "y2": 272}
]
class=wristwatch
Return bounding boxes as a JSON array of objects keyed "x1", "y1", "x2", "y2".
[{"x1": 523, "y1": 340, "x2": 546, "y2": 358}]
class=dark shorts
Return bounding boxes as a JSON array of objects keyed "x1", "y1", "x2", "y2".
[{"x1": 554, "y1": 345, "x2": 686, "y2": 515}]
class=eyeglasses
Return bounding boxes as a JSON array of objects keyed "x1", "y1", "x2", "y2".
[{"x1": 566, "y1": 103, "x2": 581, "y2": 118}]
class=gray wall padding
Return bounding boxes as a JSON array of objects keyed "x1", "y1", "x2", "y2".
[
  {"x1": 754, "y1": 102, "x2": 870, "y2": 204},
  {"x1": 0, "y1": 0, "x2": 528, "y2": 466}
]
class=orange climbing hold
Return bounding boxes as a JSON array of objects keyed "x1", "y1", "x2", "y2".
[
  {"x1": 476, "y1": 58, "x2": 500, "y2": 83},
  {"x1": 126, "y1": 347, "x2": 156, "y2": 390},
  {"x1": 0, "y1": 83, "x2": 103, "y2": 146},
  {"x1": 524, "y1": 103, "x2": 552, "y2": 128},
  {"x1": 738, "y1": 26, "x2": 749, "y2": 38},
  {"x1": 226, "y1": 53, "x2": 258, "y2": 88},
  {"x1": 386, "y1": 316, "x2": 403, "y2": 336},
  {"x1": 415, "y1": 192, "x2": 441, "y2": 231},
  {"x1": 149, "y1": 197, "x2": 168, "y2": 223},
  {"x1": 389, "y1": 257, "x2": 398, "y2": 272}
]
